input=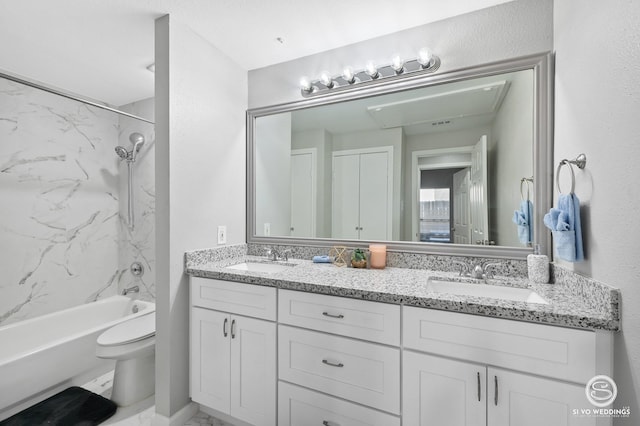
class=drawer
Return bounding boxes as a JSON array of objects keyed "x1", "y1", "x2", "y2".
[
  {"x1": 403, "y1": 307, "x2": 611, "y2": 384},
  {"x1": 278, "y1": 381, "x2": 400, "y2": 426},
  {"x1": 278, "y1": 325, "x2": 400, "y2": 414},
  {"x1": 191, "y1": 277, "x2": 276, "y2": 320},
  {"x1": 278, "y1": 290, "x2": 400, "y2": 345}
]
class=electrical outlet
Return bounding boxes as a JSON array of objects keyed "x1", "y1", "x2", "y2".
[
  {"x1": 264, "y1": 223, "x2": 271, "y2": 236},
  {"x1": 217, "y1": 225, "x2": 227, "y2": 245}
]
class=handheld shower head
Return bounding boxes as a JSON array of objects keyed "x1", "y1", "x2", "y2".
[
  {"x1": 115, "y1": 146, "x2": 129, "y2": 160},
  {"x1": 129, "y1": 132, "x2": 145, "y2": 162}
]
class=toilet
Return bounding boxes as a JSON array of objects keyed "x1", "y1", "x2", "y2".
[{"x1": 96, "y1": 312, "x2": 155, "y2": 406}]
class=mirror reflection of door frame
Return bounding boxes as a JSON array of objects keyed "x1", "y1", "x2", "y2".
[{"x1": 411, "y1": 147, "x2": 473, "y2": 242}]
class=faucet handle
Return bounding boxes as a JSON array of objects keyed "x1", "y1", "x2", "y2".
[
  {"x1": 482, "y1": 262, "x2": 502, "y2": 279},
  {"x1": 452, "y1": 260, "x2": 470, "y2": 277},
  {"x1": 281, "y1": 249, "x2": 292, "y2": 261}
]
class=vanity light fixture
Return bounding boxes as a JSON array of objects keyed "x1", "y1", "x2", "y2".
[{"x1": 299, "y1": 48, "x2": 440, "y2": 97}]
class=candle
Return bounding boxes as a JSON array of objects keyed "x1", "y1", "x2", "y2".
[{"x1": 369, "y1": 244, "x2": 387, "y2": 269}]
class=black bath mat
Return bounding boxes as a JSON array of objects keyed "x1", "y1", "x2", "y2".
[{"x1": 0, "y1": 386, "x2": 117, "y2": 426}]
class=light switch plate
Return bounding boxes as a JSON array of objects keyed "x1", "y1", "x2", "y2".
[
  {"x1": 264, "y1": 223, "x2": 271, "y2": 236},
  {"x1": 217, "y1": 225, "x2": 227, "y2": 245}
]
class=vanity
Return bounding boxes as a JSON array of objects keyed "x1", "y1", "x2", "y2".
[{"x1": 186, "y1": 252, "x2": 618, "y2": 426}]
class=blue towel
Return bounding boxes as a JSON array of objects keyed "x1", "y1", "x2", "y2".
[
  {"x1": 543, "y1": 193, "x2": 584, "y2": 262},
  {"x1": 512, "y1": 200, "x2": 533, "y2": 245},
  {"x1": 312, "y1": 255, "x2": 333, "y2": 263}
]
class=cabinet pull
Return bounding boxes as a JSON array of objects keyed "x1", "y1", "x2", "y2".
[
  {"x1": 223, "y1": 318, "x2": 228, "y2": 337},
  {"x1": 322, "y1": 359, "x2": 344, "y2": 368},
  {"x1": 323, "y1": 421, "x2": 340, "y2": 426},
  {"x1": 494, "y1": 375, "x2": 498, "y2": 406},
  {"x1": 477, "y1": 372, "x2": 481, "y2": 402},
  {"x1": 322, "y1": 311, "x2": 344, "y2": 319},
  {"x1": 231, "y1": 319, "x2": 236, "y2": 339}
]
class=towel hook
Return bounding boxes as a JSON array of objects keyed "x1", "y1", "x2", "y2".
[{"x1": 556, "y1": 154, "x2": 586, "y2": 194}]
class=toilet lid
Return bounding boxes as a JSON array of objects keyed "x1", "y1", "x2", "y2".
[{"x1": 97, "y1": 312, "x2": 155, "y2": 346}]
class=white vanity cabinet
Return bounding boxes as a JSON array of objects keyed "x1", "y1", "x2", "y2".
[
  {"x1": 277, "y1": 290, "x2": 401, "y2": 424},
  {"x1": 190, "y1": 278, "x2": 276, "y2": 426},
  {"x1": 403, "y1": 307, "x2": 613, "y2": 426}
]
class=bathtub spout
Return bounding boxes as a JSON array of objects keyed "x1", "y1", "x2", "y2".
[{"x1": 122, "y1": 285, "x2": 140, "y2": 296}]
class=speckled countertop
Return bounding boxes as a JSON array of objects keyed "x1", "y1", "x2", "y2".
[{"x1": 185, "y1": 251, "x2": 620, "y2": 332}]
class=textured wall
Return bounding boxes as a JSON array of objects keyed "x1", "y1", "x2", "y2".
[
  {"x1": 248, "y1": 0, "x2": 552, "y2": 108},
  {"x1": 155, "y1": 14, "x2": 248, "y2": 418},
  {"x1": 554, "y1": 1, "x2": 640, "y2": 423}
]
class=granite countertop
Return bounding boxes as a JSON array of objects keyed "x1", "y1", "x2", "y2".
[{"x1": 186, "y1": 255, "x2": 619, "y2": 332}]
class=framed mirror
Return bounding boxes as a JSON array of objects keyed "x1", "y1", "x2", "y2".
[{"x1": 247, "y1": 53, "x2": 553, "y2": 259}]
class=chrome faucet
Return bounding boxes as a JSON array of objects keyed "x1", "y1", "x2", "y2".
[
  {"x1": 453, "y1": 261, "x2": 502, "y2": 280},
  {"x1": 122, "y1": 285, "x2": 140, "y2": 296},
  {"x1": 265, "y1": 247, "x2": 292, "y2": 262}
]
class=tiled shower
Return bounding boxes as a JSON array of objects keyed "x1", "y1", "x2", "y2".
[{"x1": 0, "y1": 76, "x2": 155, "y2": 326}]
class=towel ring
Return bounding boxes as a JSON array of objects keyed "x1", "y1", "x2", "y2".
[
  {"x1": 556, "y1": 160, "x2": 576, "y2": 194},
  {"x1": 520, "y1": 177, "x2": 533, "y2": 200},
  {"x1": 556, "y1": 154, "x2": 587, "y2": 194}
]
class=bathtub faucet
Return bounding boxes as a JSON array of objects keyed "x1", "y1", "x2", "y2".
[{"x1": 122, "y1": 285, "x2": 140, "y2": 296}]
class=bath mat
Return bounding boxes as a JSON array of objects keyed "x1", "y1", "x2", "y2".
[{"x1": 0, "y1": 386, "x2": 117, "y2": 426}]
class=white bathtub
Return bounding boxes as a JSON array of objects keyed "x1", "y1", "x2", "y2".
[{"x1": 0, "y1": 295, "x2": 155, "y2": 417}]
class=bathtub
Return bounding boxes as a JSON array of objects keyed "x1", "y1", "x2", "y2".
[{"x1": 0, "y1": 295, "x2": 155, "y2": 417}]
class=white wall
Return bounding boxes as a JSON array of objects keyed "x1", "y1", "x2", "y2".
[
  {"x1": 490, "y1": 70, "x2": 534, "y2": 247},
  {"x1": 255, "y1": 113, "x2": 291, "y2": 236},
  {"x1": 248, "y1": 0, "x2": 552, "y2": 108},
  {"x1": 554, "y1": 1, "x2": 640, "y2": 422},
  {"x1": 155, "y1": 15, "x2": 247, "y2": 418}
]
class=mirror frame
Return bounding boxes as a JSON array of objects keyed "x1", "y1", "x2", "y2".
[{"x1": 246, "y1": 52, "x2": 553, "y2": 259}]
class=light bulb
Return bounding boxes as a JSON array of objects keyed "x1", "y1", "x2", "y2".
[
  {"x1": 417, "y1": 48, "x2": 433, "y2": 68},
  {"x1": 391, "y1": 55, "x2": 404, "y2": 73},
  {"x1": 342, "y1": 66, "x2": 356, "y2": 84},
  {"x1": 365, "y1": 61, "x2": 379, "y2": 79},
  {"x1": 299, "y1": 77, "x2": 313, "y2": 93},
  {"x1": 319, "y1": 71, "x2": 334, "y2": 88}
]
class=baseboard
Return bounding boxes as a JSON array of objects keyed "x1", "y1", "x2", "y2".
[{"x1": 151, "y1": 401, "x2": 198, "y2": 426}]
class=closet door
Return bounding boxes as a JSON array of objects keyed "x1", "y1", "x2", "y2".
[
  {"x1": 332, "y1": 154, "x2": 360, "y2": 239},
  {"x1": 359, "y1": 151, "x2": 390, "y2": 240},
  {"x1": 290, "y1": 150, "x2": 315, "y2": 237}
]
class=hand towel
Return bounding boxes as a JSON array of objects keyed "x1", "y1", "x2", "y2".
[
  {"x1": 543, "y1": 193, "x2": 584, "y2": 262},
  {"x1": 512, "y1": 199, "x2": 533, "y2": 245}
]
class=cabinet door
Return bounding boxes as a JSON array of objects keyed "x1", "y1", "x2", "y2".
[
  {"x1": 488, "y1": 368, "x2": 597, "y2": 426},
  {"x1": 230, "y1": 315, "x2": 276, "y2": 426},
  {"x1": 403, "y1": 351, "x2": 486, "y2": 426},
  {"x1": 190, "y1": 307, "x2": 230, "y2": 412}
]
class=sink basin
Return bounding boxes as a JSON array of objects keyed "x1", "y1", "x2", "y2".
[
  {"x1": 426, "y1": 278, "x2": 548, "y2": 304},
  {"x1": 225, "y1": 261, "x2": 293, "y2": 274}
]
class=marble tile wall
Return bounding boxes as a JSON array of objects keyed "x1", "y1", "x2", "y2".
[{"x1": 0, "y1": 78, "x2": 155, "y2": 326}]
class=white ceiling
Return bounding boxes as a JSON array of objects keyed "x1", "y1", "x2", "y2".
[{"x1": 0, "y1": 0, "x2": 513, "y2": 107}]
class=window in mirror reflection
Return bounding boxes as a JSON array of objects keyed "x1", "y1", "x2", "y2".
[{"x1": 419, "y1": 187, "x2": 452, "y2": 243}]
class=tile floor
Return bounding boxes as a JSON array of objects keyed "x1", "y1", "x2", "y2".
[{"x1": 82, "y1": 371, "x2": 234, "y2": 426}]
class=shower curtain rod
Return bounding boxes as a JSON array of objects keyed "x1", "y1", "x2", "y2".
[{"x1": 0, "y1": 69, "x2": 155, "y2": 125}]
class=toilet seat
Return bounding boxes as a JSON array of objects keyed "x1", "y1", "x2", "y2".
[{"x1": 97, "y1": 312, "x2": 155, "y2": 347}]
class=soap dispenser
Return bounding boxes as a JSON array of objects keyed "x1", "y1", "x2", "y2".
[{"x1": 527, "y1": 244, "x2": 549, "y2": 284}]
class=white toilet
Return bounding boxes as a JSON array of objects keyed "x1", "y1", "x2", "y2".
[{"x1": 96, "y1": 312, "x2": 156, "y2": 406}]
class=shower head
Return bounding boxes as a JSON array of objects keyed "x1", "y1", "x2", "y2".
[
  {"x1": 115, "y1": 146, "x2": 129, "y2": 160},
  {"x1": 129, "y1": 132, "x2": 145, "y2": 162}
]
